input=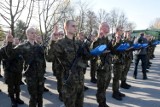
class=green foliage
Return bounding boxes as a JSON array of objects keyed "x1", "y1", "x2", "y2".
[
  {"x1": 15, "y1": 20, "x2": 27, "y2": 40},
  {"x1": 132, "y1": 29, "x2": 160, "y2": 40},
  {"x1": 0, "y1": 26, "x2": 5, "y2": 41}
]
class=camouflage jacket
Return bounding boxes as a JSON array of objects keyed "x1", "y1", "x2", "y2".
[
  {"x1": 0, "y1": 43, "x2": 14, "y2": 72},
  {"x1": 111, "y1": 39, "x2": 125, "y2": 64},
  {"x1": 124, "y1": 38, "x2": 133, "y2": 60},
  {"x1": 46, "y1": 36, "x2": 90, "y2": 82},
  {"x1": 93, "y1": 36, "x2": 112, "y2": 67},
  {"x1": 5, "y1": 41, "x2": 45, "y2": 77}
]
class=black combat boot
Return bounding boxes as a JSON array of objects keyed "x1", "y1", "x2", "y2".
[
  {"x1": 98, "y1": 103, "x2": 109, "y2": 107},
  {"x1": 84, "y1": 85, "x2": 89, "y2": 91},
  {"x1": 112, "y1": 92, "x2": 122, "y2": 101},
  {"x1": 145, "y1": 69, "x2": 150, "y2": 72},
  {"x1": 118, "y1": 91, "x2": 125, "y2": 97},
  {"x1": 59, "y1": 92, "x2": 63, "y2": 102},
  {"x1": 120, "y1": 80, "x2": 131, "y2": 89},
  {"x1": 16, "y1": 93, "x2": 24, "y2": 104},
  {"x1": 143, "y1": 73, "x2": 148, "y2": 80},
  {"x1": 10, "y1": 95, "x2": 18, "y2": 107},
  {"x1": 43, "y1": 87, "x2": 49, "y2": 92},
  {"x1": 20, "y1": 81, "x2": 25, "y2": 85},
  {"x1": 133, "y1": 74, "x2": 137, "y2": 79},
  {"x1": 90, "y1": 78, "x2": 97, "y2": 83}
]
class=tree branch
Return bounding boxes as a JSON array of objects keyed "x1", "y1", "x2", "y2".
[{"x1": 0, "y1": 13, "x2": 11, "y2": 25}]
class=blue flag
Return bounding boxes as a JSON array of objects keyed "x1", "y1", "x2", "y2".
[{"x1": 90, "y1": 44, "x2": 107, "y2": 56}]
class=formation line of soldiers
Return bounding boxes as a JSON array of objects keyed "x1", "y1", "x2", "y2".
[{"x1": 0, "y1": 19, "x2": 156, "y2": 107}]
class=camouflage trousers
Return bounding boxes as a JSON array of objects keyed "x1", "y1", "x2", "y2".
[
  {"x1": 96, "y1": 64, "x2": 112, "y2": 104},
  {"x1": 112, "y1": 64, "x2": 124, "y2": 92},
  {"x1": 121, "y1": 59, "x2": 132, "y2": 81},
  {"x1": 52, "y1": 62, "x2": 57, "y2": 76},
  {"x1": 62, "y1": 72, "x2": 84, "y2": 107},
  {"x1": 90, "y1": 59, "x2": 97, "y2": 79},
  {"x1": 26, "y1": 76, "x2": 44, "y2": 107},
  {"x1": 7, "y1": 72, "x2": 22, "y2": 96},
  {"x1": 56, "y1": 70, "x2": 64, "y2": 97}
]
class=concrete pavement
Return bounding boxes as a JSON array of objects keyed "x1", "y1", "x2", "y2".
[{"x1": 0, "y1": 45, "x2": 160, "y2": 107}]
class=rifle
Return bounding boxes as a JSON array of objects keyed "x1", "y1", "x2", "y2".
[{"x1": 64, "y1": 34, "x2": 91, "y2": 87}]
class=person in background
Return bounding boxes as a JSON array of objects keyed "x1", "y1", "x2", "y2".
[
  {"x1": 112, "y1": 26, "x2": 126, "y2": 101},
  {"x1": 77, "y1": 31, "x2": 89, "y2": 91},
  {"x1": 35, "y1": 35, "x2": 49, "y2": 92},
  {"x1": 0, "y1": 34, "x2": 24, "y2": 107},
  {"x1": 133, "y1": 33, "x2": 148, "y2": 79},
  {"x1": 13, "y1": 38, "x2": 25, "y2": 85},
  {"x1": 120, "y1": 31, "x2": 132, "y2": 89}
]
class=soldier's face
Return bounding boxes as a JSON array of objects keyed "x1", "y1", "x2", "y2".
[
  {"x1": 58, "y1": 31, "x2": 64, "y2": 39},
  {"x1": 91, "y1": 35, "x2": 96, "y2": 41},
  {"x1": 78, "y1": 33, "x2": 85, "y2": 41},
  {"x1": 101, "y1": 24, "x2": 110, "y2": 34},
  {"x1": 126, "y1": 32, "x2": 131, "y2": 39},
  {"x1": 118, "y1": 29, "x2": 124, "y2": 36},
  {"x1": 36, "y1": 36, "x2": 42, "y2": 44},
  {"x1": 13, "y1": 38, "x2": 20, "y2": 45},
  {"x1": 67, "y1": 21, "x2": 77, "y2": 35},
  {"x1": 27, "y1": 29, "x2": 36, "y2": 41}
]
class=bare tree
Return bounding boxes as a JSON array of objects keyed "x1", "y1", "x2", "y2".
[
  {"x1": 108, "y1": 8, "x2": 129, "y2": 33},
  {"x1": 149, "y1": 18, "x2": 160, "y2": 29},
  {"x1": 85, "y1": 10, "x2": 98, "y2": 35},
  {"x1": 75, "y1": 1, "x2": 90, "y2": 32},
  {"x1": 36, "y1": 0, "x2": 70, "y2": 40},
  {"x1": 125, "y1": 22, "x2": 136, "y2": 31},
  {"x1": 117, "y1": 12, "x2": 128, "y2": 27},
  {"x1": 108, "y1": 9, "x2": 119, "y2": 33},
  {"x1": 97, "y1": 9, "x2": 109, "y2": 24},
  {"x1": 58, "y1": 3, "x2": 76, "y2": 32},
  {"x1": 0, "y1": 0, "x2": 35, "y2": 37}
]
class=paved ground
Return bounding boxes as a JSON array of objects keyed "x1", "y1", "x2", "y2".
[{"x1": 0, "y1": 45, "x2": 160, "y2": 107}]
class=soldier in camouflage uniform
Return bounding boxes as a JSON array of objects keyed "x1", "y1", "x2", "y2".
[
  {"x1": 5, "y1": 28, "x2": 45, "y2": 107},
  {"x1": 90, "y1": 53, "x2": 97, "y2": 83},
  {"x1": 46, "y1": 31, "x2": 65, "y2": 101},
  {"x1": 77, "y1": 31, "x2": 89, "y2": 91},
  {"x1": 35, "y1": 35, "x2": 49, "y2": 92},
  {"x1": 120, "y1": 31, "x2": 132, "y2": 89},
  {"x1": 0, "y1": 36, "x2": 24, "y2": 107},
  {"x1": 13, "y1": 38, "x2": 25, "y2": 85},
  {"x1": 146, "y1": 35, "x2": 154, "y2": 69},
  {"x1": 112, "y1": 26, "x2": 126, "y2": 101},
  {"x1": 90, "y1": 31, "x2": 98, "y2": 84},
  {"x1": 94, "y1": 22, "x2": 112, "y2": 107},
  {"x1": 150, "y1": 36, "x2": 156, "y2": 59},
  {"x1": 51, "y1": 54, "x2": 65, "y2": 101},
  {"x1": 47, "y1": 20, "x2": 90, "y2": 107}
]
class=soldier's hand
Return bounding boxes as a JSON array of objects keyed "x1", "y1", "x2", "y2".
[
  {"x1": 51, "y1": 25, "x2": 59, "y2": 41},
  {"x1": 6, "y1": 31, "x2": 13, "y2": 43}
]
